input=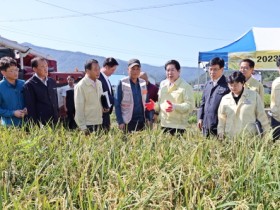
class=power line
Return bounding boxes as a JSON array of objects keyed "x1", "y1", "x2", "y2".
[
  {"x1": 1, "y1": 0, "x2": 228, "y2": 41},
  {"x1": 0, "y1": 25, "x2": 197, "y2": 62},
  {"x1": 0, "y1": 0, "x2": 213, "y2": 23},
  {"x1": 30, "y1": 0, "x2": 228, "y2": 41}
]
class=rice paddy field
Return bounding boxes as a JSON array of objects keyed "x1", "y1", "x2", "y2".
[{"x1": 0, "y1": 123, "x2": 280, "y2": 209}]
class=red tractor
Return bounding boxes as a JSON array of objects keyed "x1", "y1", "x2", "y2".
[{"x1": 0, "y1": 35, "x2": 85, "y2": 116}]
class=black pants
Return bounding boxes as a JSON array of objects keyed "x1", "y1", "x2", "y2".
[
  {"x1": 203, "y1": 128, "x2": 218, "y2": 138},
  {"x1": 102, "y1": 113, "x2": 111, "y2": 132},
  {"x1": 271, "y1": 117, "x2": 280, "y2": 141},
  {"x1": 87, "y1": 125, "x2": 101, "y2": 133},
  {"x1": 162, "y1": 127, "x2": 185, "y2": 136},
  {"x1": 67, "y1": 110, "x2": 77, "y2": 129},
  {"x1": 125, "y1": 121, "x2": 145, "y2": 133}
]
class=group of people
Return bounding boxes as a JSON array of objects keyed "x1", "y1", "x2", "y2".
[
  {"x1": 197, "y1": 57, "x2": 280, "y2": 141},
  {"x1": 0, "y1": 56, "x2": 58, "y2": 127},
  {"x1": 116, "y1": 59, "x2": 194, "y2": 134},
  {"x1": 0, "y1": 55, "x2": 280, "y2": 140}
]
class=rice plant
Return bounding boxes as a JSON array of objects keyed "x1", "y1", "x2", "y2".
[{"x1": 0, "y1": 124, "x2": 279, "y2": 209}]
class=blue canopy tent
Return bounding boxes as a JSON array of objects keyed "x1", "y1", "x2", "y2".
[{"x1": 198, "y1": 27, "x2": 280, "y2": 70}]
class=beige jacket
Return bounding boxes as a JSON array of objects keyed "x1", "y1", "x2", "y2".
[
  {"x1": 155, "y1": 77, "x2": 194, "y2": 129},
  {"x1": 245, "y1": 76, "x2": 264, "y2": 102},
  {"x1": 218, "y1": 88, "x2": 269, "y2": 137},
  {"x1": 270, "y1": 77, "x2": 280, "y2": 122},
  {"x1": 74, "y1": 75, "x2": 103, "y2": 130}
]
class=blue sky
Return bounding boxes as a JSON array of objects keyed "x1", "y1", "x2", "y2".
[{"x1": 0, "y1": 0, "x2": 279, "y2": 67}]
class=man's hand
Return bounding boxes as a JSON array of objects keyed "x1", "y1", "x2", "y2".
[
  {"x1": 197, "y1": 119, "x2": 203, "y2": 130},
  {"x1": 145, "y1": 99, "x2": 155, "y2": 111},
  {"x1": 22, "y1": 108, "x2": 28, "y2": 115},
  {"x1": 103, "y1": 108, "x2": 110, "y2": 113},
  {"x1": 119, "y1": 123, "x2": 125, "y2": 130},
  {"x1": 165, "y1": 100, "x2": 173, "y2": 112},
  {"x1": 64, "y1": 106, "x2": 68, "y2": 112},
  {"x1": 14, "y1": 110, "x2": 25, "y2": 118}
]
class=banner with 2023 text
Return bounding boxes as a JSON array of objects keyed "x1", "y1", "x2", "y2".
[{"x1": 228, "y1": 50, "x2": 280, "y2": 70}]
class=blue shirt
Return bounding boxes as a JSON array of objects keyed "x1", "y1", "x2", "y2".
[
  {"x1": 0, "y1": 78, "x2": 25, "y2": 126},
  {"x1": 115, "y1": 79, "x2": 145, "y2": 124}
]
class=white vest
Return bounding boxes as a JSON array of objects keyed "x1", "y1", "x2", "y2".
[{"x1": 121, "y1": 77, "x2": 147, "y2": 124}]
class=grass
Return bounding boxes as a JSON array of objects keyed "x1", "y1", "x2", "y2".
[
  {"x1": 264, "y1": 94, "x2": 271, "y2": 108},
  {"x1": 194, "y1": 91, "x2": 203, "y2": 108},
  {"x1": 0, "y1": 124, "x2": 280, "y2": 209}
]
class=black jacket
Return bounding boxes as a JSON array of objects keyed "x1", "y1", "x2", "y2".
[
  {"x1": 66, "y1": 89, "x2": 75, "y2": 112},
  {"x1": 98, "y1": 73, "x2": 114, "y2": 114},
  {"x1": 24, "y1": 76, "x2": 59, "y2": 125},
  {"x1": 198, "y1": 75, "x2": 230, "y2": 130}
]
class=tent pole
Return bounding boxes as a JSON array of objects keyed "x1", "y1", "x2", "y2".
[{"x1": 197, "y1": 63, "x2": 200, "y2": 89}]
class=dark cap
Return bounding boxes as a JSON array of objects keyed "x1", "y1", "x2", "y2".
[{"x1": 128, "y1": 59, "x2": 141, "y2": 68}]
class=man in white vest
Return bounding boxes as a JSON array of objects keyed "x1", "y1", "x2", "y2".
[{"x1": 115, "y1": 59, "x2": 147, "y2": 132}]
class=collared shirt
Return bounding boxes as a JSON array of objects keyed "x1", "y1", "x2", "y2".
[
  {"x1": 115, "y1": 78, "x2": 145, "y2": 124},
  {"x1": 23, "y1": 75, "x2": 59, "y2": 125},
  {"x1": 212, "y1": 76, "x2": 222, "y2": 87},
  {"x1": 89, "y1": 78, "x2": 97, "y2": 88},
  {"x1": 0, "y1": 78, "x2": 25, "y2": 126},
  {"x1": 155, "y1": 77, "x2": 195, "y2": 129},
  {"x1": 130, "y1": 79, "x2": 145, "y2": 122},
  {"x1": 74, "y1": 75, "x2": 103, "y2": 130},
  {"x1": 101, "y1": 72, "x2": 112, "y2": 94},
  {"x1": 169, "y1": 82, "x2": 175, "y2": 89},
  {"x1": 34, "y1": 73, "x2": 48, "y2": 86},
  {"x1": 197, "y1": 74, "x2": 230, "y2": 135}
]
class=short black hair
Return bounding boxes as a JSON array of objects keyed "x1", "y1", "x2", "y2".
[
  {"x1": 103, "y1": 57, "x2": 118, "y2": 67},
  {"x1": 67, "y1": 75, "x2": 75, "y2": 80},
  {"x1": 276, "y1": 57, "x2": 280, "y2": 67},
  {"x1": 209, "y1": 57, "x2": 224, "y2": 68},
  {"x1": 240, "y1": 58, "x2": 255, "y2": 68},
  {"x1": 0, "y1": 56, "x2": 17, "y2": 71},
  {"x1": 84, "y1": 59, "x2": 99, "y2": 71},
  {"x1": 165, "y1": 59, "x2": 180, "y2": 71},
  {"x1": 227, "y1": 71, "x2": 246, "y2": 84},
  {"x1": 31, "y1": 57, "x2": 47, "y2": 68}
]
